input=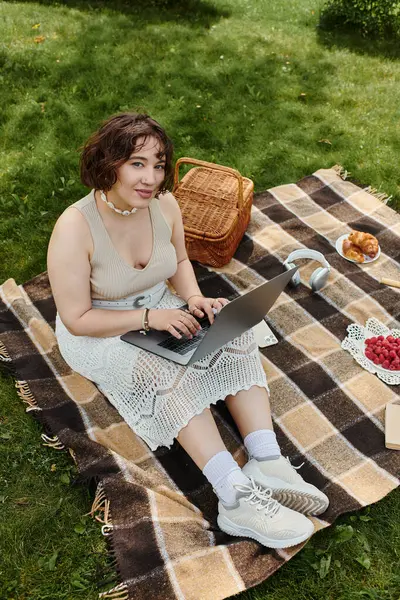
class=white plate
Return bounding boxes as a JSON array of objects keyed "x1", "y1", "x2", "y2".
[
  {"x1": 342, "y1": 317, "x2": 400, "y2": 385},
  {"x1": 335, "y1": 233, "x2": 381, "y2": 263}
]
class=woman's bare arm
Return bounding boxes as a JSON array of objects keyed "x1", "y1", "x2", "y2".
[
  {"x1": 47, "y1": 208, "x2": 144, "y2": 337},
  {"x1": 163, "y1": 194, "x2": 203, "y2": 302}
]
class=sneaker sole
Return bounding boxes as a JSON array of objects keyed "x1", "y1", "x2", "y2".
[
  {"x1": 217, "y1": 515, "x2": 314, "y2": 549},
  {"x1": 242, "y1": 465, "x2": 329, "y2": 516},
  {"x1": 271, "y1": 488, "x2": 328, "y2": 516}
]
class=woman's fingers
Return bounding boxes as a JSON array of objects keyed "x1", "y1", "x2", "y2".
[
  {"x1": 204, "y1": 305, "x2": 215, "y2": 324},
  {"x1": 171, "y1": 312, "x2": 201, "y2": 337},
  {"x1": 212, "y1": 299, "x2": 223, "y2": 310},
  {"x1": 174, "y1": 321, "x2": 194, "y2": 338},
  {"x1": 178, "y1": 319, "x2": 196, "y2": 336},
  {"x1": 191, "y1": 306, "x2": 204, "y2": 318},
  {"x1": 213, "y1": 297, "x2": 229, "y2": 310},
  {"x1": 179, "y1": 311, "x2": 201, "y2": 332},
  {"x1": 167, "y1": 324, "x2": 182, "y2": 339}
]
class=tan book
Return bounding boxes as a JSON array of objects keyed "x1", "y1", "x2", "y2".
[{"x1": 385, "y1": 401, "x2": 400, "y2": 450}]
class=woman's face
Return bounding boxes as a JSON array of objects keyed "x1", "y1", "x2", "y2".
[{"x1": 108, "y1": 136, "x2": 166, "y2": 211}]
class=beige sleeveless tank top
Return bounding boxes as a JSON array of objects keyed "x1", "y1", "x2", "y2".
[{"x1": 71, "y1": 190, "x2": 178, "y2": 300}]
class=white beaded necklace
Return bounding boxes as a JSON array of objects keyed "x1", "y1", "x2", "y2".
[{"x1": 100, "y1": 190, "x2": 138, "y2": 216}]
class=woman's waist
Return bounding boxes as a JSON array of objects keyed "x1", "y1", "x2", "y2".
[{"x1": 91, "y1": 281, "x2": 167, "y2": 310}]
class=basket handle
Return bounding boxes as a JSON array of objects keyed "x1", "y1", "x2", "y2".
[{"x1": 173, "y1": 157, "x2": 244, "y2": 209}]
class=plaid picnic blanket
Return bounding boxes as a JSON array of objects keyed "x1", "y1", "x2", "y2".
[{"x1": 0, "y1": 167, "x2": 399, "y2": 600}]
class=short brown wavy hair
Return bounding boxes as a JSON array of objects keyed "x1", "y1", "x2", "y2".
[{"x1": 80, "y1": 112, "x2": 174, "y2": 194}]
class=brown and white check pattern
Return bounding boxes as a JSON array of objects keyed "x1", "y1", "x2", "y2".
[{"x1": 0, "y1": 168, "x2": 399, "y2": 600}]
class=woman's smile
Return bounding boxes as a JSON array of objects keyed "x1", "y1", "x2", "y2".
[{"x1": 135, "y1": 189, "x2": 154, "y2": 199}]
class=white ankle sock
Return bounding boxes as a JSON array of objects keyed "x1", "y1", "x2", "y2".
[
  {"x1": 244, "y1": 429, "x2": 281, "y2": 460},
  {"x1": 202, "y1": 450, "x2": 249, "y2": 505}
]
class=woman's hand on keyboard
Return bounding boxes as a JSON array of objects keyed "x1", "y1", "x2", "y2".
[
  {"x1": 148, "y1": 308, "x2": 201, "y2": 339},
  {"x1": 187, "y1": 296, "x2": 229, "y2": 324}
]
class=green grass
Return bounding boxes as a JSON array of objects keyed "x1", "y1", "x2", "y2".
[{"x1": 0, "y1": 0, "x2": 399, "y2": 598}]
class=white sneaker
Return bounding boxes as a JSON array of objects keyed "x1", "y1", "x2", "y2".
[
  {"x1": 217, "y1": 479, "x2": 314, "y2": 549},
  {"x1": 242, "y1": 456, "x2": 329, "y2": 516}
]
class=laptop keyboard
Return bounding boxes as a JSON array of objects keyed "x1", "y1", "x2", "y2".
[{"x1": 158, "y1": 316, "x2": 211, "y2": 355}]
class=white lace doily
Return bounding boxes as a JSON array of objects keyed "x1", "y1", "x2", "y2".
[{"x1": 342, "y1": 317, "x2": 400, "y2": 385}]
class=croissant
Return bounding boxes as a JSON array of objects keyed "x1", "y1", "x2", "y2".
[
  {"x1": 342, "y1": 239, "x2": 364, "y2": 263},
  {"x1": 348, "y1": 230, "x2": 379, "y2": 258}
]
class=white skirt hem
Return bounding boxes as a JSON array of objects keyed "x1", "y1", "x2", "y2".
[{"x1": 112, "y1": 380, "x2": 269, "y2": 451}]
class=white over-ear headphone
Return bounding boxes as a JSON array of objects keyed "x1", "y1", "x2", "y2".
[{"x1": 283, "y1": 249, "x2": 331, "y2": 291}]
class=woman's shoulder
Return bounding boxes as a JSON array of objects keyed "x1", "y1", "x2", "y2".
[
  {"x1": 155, "y1": 191, "x2": 181, "y2": 230},
  {"x1": 57, "y1": 189, "x2": 94, "y2": 226},
  {"x1": 69, "y1": 189, "x2": 95, "y2": 212},
  {"x1": 157, "y1": 190, "x2": 181, "y2": 216},
  {"x1": 51, "y1": 191, "x2": 94, "y2": 246}
]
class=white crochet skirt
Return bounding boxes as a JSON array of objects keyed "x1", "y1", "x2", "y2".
[{"x1": 55, "y1": 288, "x2": 268, "y2": 450}]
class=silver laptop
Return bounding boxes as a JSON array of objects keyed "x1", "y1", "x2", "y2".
[{"x1": 121, "y1": 267, "x2": 297, "y2": 365}]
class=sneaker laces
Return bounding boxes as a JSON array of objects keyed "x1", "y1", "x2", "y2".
[{"x1": 234, "y1": 477, "x2": 280, "y2": 517}]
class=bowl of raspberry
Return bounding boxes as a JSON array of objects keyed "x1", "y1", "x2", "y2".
[
  {"x1": 342, "y1": 317, "x2": 400, "y2": 385},
  {"x1": 364, "y1": 336, "x2": 400, "y2": 372}
]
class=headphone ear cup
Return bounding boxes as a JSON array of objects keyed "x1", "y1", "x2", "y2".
[
  {"x1": 310, "y1": 267, "x2": 329, "y2": 291},
  {"x1": 284, "y1": 261, "x2": 301, "y2": 287}
]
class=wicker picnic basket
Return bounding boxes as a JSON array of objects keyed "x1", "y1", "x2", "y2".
[{"x1": 172, "y1": 157, "x2": 254, "y2": 267}]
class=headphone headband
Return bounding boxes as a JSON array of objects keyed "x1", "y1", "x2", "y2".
[{"x1": 284, "y1": 249, "x2": 330, "y2": 270}]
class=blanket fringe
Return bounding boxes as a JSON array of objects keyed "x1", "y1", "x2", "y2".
[
  {"x1": 332, "y1": 164, "x2": 349, "y2": 180},
  {"x1": 363, "y1": 185, "x2": 392, "y2": 205},
  {"x1": 0, "y1": 341, "x2": 12, "y2": 362},
  {"x1": 89, "y1": 483, "x2": 112, "y2": 527},
  {"x1": 41, "y1": 433, "x2": 65, "y2": 450},
  {"x1": 15, "y1": 380, "x2": 41, "y2": 412},
  {"x1": 6, "y1": 348, "x2": 124, "y2": 596},
  {"x1": 99, "y1": 583, "x2": 129, "y2": 600},
  {"x1": 90, "y1": 486, "x2": 124, "y2": 593},
  {"x1": 332, "y1": 165, "x2": 392, "y2": 203}
]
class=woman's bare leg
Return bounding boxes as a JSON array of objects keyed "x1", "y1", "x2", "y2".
[
  {"x1": 225, "y1": 385, "x2": 273, "y2": 438},
  {"x1": 176, "y1": 407, "x2": 250, "y2": 505},
  {"x1": 176, "y1": 407, "x2": 227, "y2": 470}
]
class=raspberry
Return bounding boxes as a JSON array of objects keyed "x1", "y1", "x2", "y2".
[
  {"x1": 377, "y1": 336, "x2": 384, "y2": 341},
  {"x1": 382, "y1": 360, "x2": 390, "y2": 369}
]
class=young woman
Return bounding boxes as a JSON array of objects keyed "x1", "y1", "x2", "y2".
[{"x1": 48, "y1": 112, "x2": 328, "y2": 549}]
